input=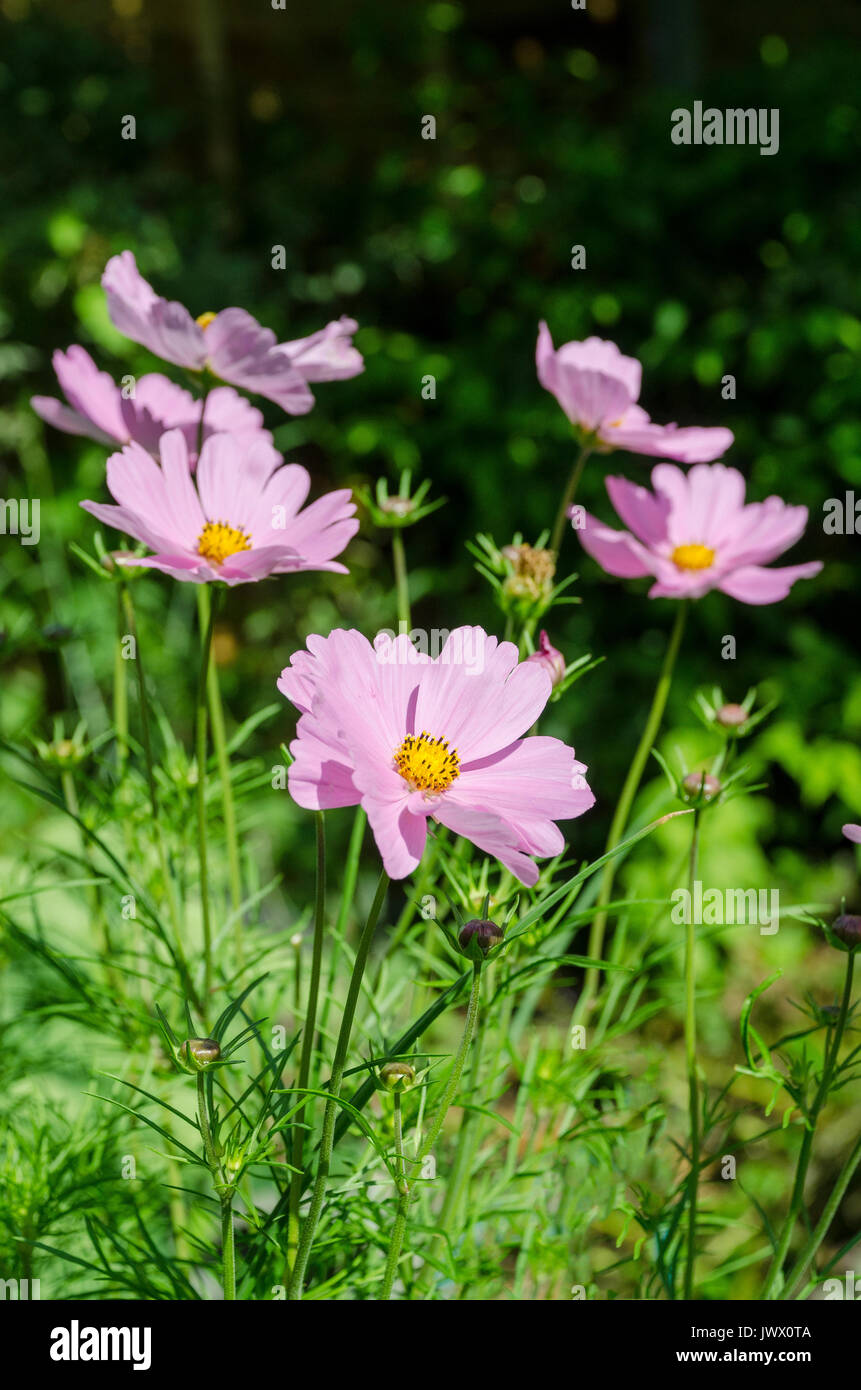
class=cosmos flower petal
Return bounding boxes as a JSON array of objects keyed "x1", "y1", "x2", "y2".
[
  {"x1": 103, "y1": 252, "x2": 207, "y2": 369},
  {"x1": 279, "y1": 624, "x2": 594, "y2": 882},
  {"x1": 716, "y1": 561, "x2": 823, "y2": 605},
  {"x1": 578, "y1": 512, "x2": 654, "y2": 578},
  {"x1": 578, "y1": 463, "x2": 821, "y2": 605},
  {"x1": 281, "y1": 316, "x2": 364, "y2": 382},
  {"x1": 80, "y1": 429, "x2": 355, "y2": 586},
  {"x1": 538, "y1": 323, "x2": 732, "y2": 464}
]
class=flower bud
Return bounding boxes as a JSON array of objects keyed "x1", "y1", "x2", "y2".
[
  {"x1": 831, "y1": 914, "x2": 861, "y2": 951},
  {"x1": 380, "y1": 1061, "x2": 416, "y2": 1091},
  {"x1": 716, "y1": 703, "x2": 747, "y2": 728},
  {"x1": 458, "y1": 918, "x2": 504, "y2": 955},
  {"x1": 526, "y1": 631, "x2": 566, "y2": 688},
  {"x1": 180, "y1": 1037, "x2": 221, "y2": 1068},
  {"x1": 682, "y1": 772, "x2": 722, "y2": 802}
]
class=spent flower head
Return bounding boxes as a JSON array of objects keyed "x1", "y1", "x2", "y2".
[{"x1": 356, "y1": 470, "x2": 445, "y2": 530}]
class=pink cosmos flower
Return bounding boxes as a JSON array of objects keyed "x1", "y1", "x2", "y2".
[
  {"x1": 278, "y1": 626, "x2": 595, "y2": 886},
  {"x1": 537, "y1": 323, "x2": 733, "y2": 463},
  {"x1": 80, "y1": 427, "x2": 358, "y2": 585},
  {"x1": 102, "y1": 251, "x2": 364, "y2": 414},
  {"x1": 31, "y1": 345, "x2": 277, "y2": 465},
  {"x1": 576, "y1": 463, "x2": 822, "y2": 604},
  {"x1": 844, "y1": 825, "x2": 861, "y2": 844}
]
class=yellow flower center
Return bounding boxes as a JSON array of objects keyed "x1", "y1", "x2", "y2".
[
  {"x1": 196, "y1": 311, "x2": 218, "y2": 330},
  {"x1": 394, "y1": 731, "x2": 460, "y2": 794},
  {"x1": 671, "y1": 543, "x2": 716, "y2": 572},
  {"x1": 197, "y1": 520, "x2": 252, "y2": 566}
]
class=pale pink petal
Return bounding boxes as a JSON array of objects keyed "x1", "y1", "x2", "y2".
[
  {"x1": 843, "y1": 824, "x2": 861, "y2": 844},
  {"x1": 605, "y1": 406, "x2": 733, "y2": 463},
  {"x1": 432, "y1": 799, "x2": 541, "y2": 887},
  {"x1": 102, "y1": 251, "x2": 207, "y2": 369},
  {"x1": 605, "y1": 475, "x2": 671, "y2": 546},
  {"x1": 282, "y1": 316, "x2": 364, "y2": 382},
  {"x1": 716, "y1": 561, "x2": 822, "y2": 605},
  {"x1": 205, "y1": 308, "x2": 315, "y2": 414},
  {"x1": 537, "y1": 323, "x2": 638, "y2": 430},
  {"x1": 578, "y1": 512, "x2": 654, "y2": 578},
  {"x1": 33, "y1": 395, "x2": 114, "y2": 445},
  {"x1": 52, "y1": 346, "x2": 128, "y2": 441}
]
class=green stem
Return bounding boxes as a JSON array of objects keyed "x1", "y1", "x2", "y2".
[
  {"x1": 781, "y1": 1126, "x2": 861, "y2": 1300},
  {"x1": 197, "y1": 586, "x2": 243, "y2": 967},
  {"x1": 763, "y1": 950, "x2": 855, "y2": 1299},
  {"x1": 288, "y1": 870, "x2": 389, "y2": 1300},
  {"x1": 221, "y1": 1200, "x2": 236, "y2": 1301},
  {"x1": 393, "y1": 1090, "x2": 408, "y2": 1195},
  {"x1": 196, "y1": 588, "x2": 219, "y2": 1005},
  {"x1": 437, "y1": 982, "x2": 487, "y2": 1235},
  {"x1": 121, "y1": 584, "x2": 197, "y2": 1008},
  {"x1": 549, "y1": 442, "x2": 592, "y2": 555},
  {"x1": 287, "y1": 812, "x2": 326, "y2": 1277},
  {"x1": 380, "y1": 961, "x2": 482, "y2": 1300},
  {"x1": 318, "y1": 806, "x2": 366, "y2": 1046},
  {"x1": 574, "y1": 600, "x2": 688, "y2": 1025},
  {"x1": 61, "y1": 768, "x2": 114, "y2": 969},
  {"x1": 196, "y1": 1069, "x2": 235, "y2": 1300},
  {"x1": 114, "y1": 587, "x2": 129, "y2": 781},
  {"x1": 392, "y1": 529, "x2": 411, "y2": 631},
  {"x1": 683, "y1": 809, "x2": 702, "y2": 1300}
]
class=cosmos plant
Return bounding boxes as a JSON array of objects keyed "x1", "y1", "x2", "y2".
[{"x1": 15, "y1": 253, "x2": 857, "y2": 1313}]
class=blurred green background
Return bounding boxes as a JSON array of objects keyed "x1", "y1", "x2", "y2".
[{"x1": 1, "y1": 0, "x2": 861, "y2": 1294}]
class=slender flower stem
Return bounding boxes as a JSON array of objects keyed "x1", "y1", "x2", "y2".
[
  {"x1": 221, "y1": 1200, "x2": 236, "y2": 1301},
  {"x1": 288, "y1": 870, "x2": 389, "y2": 1300},
  {"x1": 782, "y1": 1127, "x2": 861, "y2": 1300},
  {"x1": 197, "y1": 586, "x2": 244, "y2": 967},
  {"x1": 196, "y1": 1070, "x2": 235, "y2": 1300},
  {"x1": 437, "y1": 979, "x2": 488, "y2": 1236},
  {"x1": 196, "y1": 588, "x2": 219, "y2": 1004},
  {"x1": 392, "y1": 1090, "x2": 408, "y2": 1195},
  {"x1": 683, "y1": 809, "x2": 702, "y2": 1300},
  {"x1": 287, "y1": 812, "x2": 326, "y2": 1277},
  {"x1": 763, "y1": 950, "x2": 856, "y2": 1299},
  {"x1": 380, "y1": 961, "x2": 483, "y2": 1300},
  {"x1": 120, "y1": 583, "x2": 197, "y2": 1006},
  {"x1": 392, "y1": 529, "x2": 411, "y2": 631},
  {"x1": 574, "y1": 600, "x2": 688, "y2": 1025},
  {"x1": 114, "y1": 587, "x2": 129, "y2": 781},
  {"x1": 61, "y1": 768, "x2": 115, "y2": 971},
  {"x1": 318, "y1": 806, "x2": 366, "y2": 1045},
  {"x1": 549, "y1": 442, "x2": 592, "y2": 555}
]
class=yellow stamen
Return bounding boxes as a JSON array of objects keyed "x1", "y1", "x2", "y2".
[
  {"x1": 196, "y1": 311, "x2": 218, "y2": 330},
  {"x1": 394, "y1": 731, "x2": 460, "y2": 794},
  {"x1": 198, "y1": 520, "x2": 252, "y2": 566},
  {"x1": 672, "y1": 543, "x2": 715, "y2": 572}
]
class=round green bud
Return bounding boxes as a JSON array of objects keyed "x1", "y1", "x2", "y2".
[
  {"x1": 180, "y1": 1037, "x2": 221, "y2": 1068},
  {"x1": 380, "y1": 1061, "x2": 416, "y2": 1090}
]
